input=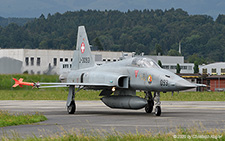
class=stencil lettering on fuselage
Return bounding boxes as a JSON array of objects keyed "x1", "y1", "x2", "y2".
[{"x1": 79, "y1": 57, "x2": 90, "y2": 63}]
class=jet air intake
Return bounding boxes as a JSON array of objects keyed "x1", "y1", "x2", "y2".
[{"x1": 101, "y1": 95, "x2": 147, "y2": 109}]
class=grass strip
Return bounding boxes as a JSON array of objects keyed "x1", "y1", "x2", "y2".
[
  {"x1": 0, "y1": 89, "x2": 224, "y2": 101},
  {"x1": 1, "y1": 126, "x2": 224, "y2": 140},
  {"x1": 0, "y1": 110, "x2": 47, "y2": 127}
]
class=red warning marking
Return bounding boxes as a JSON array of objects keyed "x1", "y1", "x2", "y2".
[{"x1": 135, "y1": 70, "x2": 139, "y2": 78}]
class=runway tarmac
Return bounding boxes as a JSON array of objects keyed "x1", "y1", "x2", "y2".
[{"x1": 0, "y1": 100, "x2": 225, "y2": 138}]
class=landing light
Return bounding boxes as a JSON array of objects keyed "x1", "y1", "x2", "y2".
[{"x1": 112, "y1": 87, "x2": 116, "y2": 92}]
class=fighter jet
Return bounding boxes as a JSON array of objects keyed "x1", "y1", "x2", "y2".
[{"x1": 13, "y1": 26, "x2": 204, "y2": 116}]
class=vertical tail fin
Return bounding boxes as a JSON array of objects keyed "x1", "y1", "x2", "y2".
[{"x1": 71, "y1": 26, "x2": 95, "y2": 70}]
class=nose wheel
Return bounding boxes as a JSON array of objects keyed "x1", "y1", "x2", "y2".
[
  {"x1": 154, "y1": 92, "x2": 161, "y2": 116},
  {"x1": 155, "y1": 106, "x2": 161, "y2": 116}
]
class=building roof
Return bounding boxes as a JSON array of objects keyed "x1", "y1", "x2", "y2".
[{"x1": 200, "y1": 62, "x2": 225, "y2": 68}]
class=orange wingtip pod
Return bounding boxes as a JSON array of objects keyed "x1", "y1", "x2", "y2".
[{"x1": 12, "y1": 78, "x2": 34, "y2": 87}]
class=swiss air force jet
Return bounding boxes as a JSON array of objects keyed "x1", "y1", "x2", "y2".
[{"x1": 13, "y1": 26, "x2": 204, "y2": 116}]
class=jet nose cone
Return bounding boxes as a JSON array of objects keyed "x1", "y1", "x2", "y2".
[{"x1": 176, "y1": 79, "x2": 196, "y2": 90}]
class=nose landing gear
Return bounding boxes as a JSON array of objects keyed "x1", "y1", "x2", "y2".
[
  {"x1": 145, "y1": 91, "x2": 161, "y2": 116},
  {"x1": 154, "y1": 92, "x2": 161, "y2": 116}
]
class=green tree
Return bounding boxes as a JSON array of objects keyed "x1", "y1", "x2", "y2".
[
  {"x1": 158, "y1": 60, "x2": 162, "y2": 68},
  {"x1": 193, "y1": 61, "x2": 199, "y2": 73},
  {"x1": 0, "y1": 9, "x2": 224, "y2": 62},
  {"x1": 94, "y1": 37, "x2": 103, "y2": 50},
  {"x1": 155, "y1": 44, "x2": 162, "y2": 55},
  {"x1": 188, "y1": 53, "x2": 205, "y2": 64},
  {"x1": 176, "y1": 63, "x2": 181, "y2": 74},
  {"x1": 167, "y1": 49, "x2": 181, "y2": 56}
]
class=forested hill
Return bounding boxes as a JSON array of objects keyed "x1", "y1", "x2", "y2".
[
  {"x1": 0, "y1": 9, "x2": 225, "y2": 63},
  {"x1": 0, "y1": 17, "x2": 33, "y2": 27}
]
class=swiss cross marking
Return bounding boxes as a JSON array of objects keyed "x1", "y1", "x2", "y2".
[{"x1": 80, "y1": 42, "x2": 85, "y2": 53}]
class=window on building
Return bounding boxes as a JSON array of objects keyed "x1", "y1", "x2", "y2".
[
  {"x1": 71, "y1": 58, "x2": 73, "y2": 62},
  {"x1": 162, "y1": 65, "x2": 169, "y2": 69},
  {"x1": 65, "y1": 58, "x2": 68, "y2": 62},
  {"x1": 25, "y1": 57, "x2": 29, "y2": 66},
  {"x1": 53, "y1": 58, "x2": 57, "y2": 66},
  {"x1": 103, "y1": 59, "x2": 106, "y2": 61},
  {"x1": 212, "y1": 68, "x2": 217, "y2": 75},
  {"x1": 181, "y1": 66, "x2": 187, "y2": 70},
  {"x1": 63, "y1": 64, "x2": 69, "y2": 68},
  {"x1": 107, "y1": 59, "x2": 111, "y2": 61},
  {"x1": 203, "y1": 68, "x2": 207, "y2": 74},
  {"x1": 30, "y1": 57, "x2": 34, "y2": 66},
  {"x1": 170, "y1": 66, "x2": 176, "y2": 69},
  {"x1": 113, "y1": 59, "x2": 116, "y2": 62},
  {"x1": 60, "y1": 58, "x2": 63, "y2": 62},
  {"x1": 37, "y1": 57, "x2": 41, "y2": 66},
  {"x1": 188, "y1": 66, "x2": 192, "y2": 70},
  {"x1": 37, "y1": 71, "x2": 41, "y2": 74},
  {"x1": 221, "y1": 68, "x2": 225, "y2": 75}
]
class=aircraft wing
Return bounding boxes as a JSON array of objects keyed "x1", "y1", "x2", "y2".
[
  {"x1": 12, "y1": 78, "x2": 113, "y2": 88},
  {"x1": 38, "y1": 82, "x2": 112, "y2": 88}
]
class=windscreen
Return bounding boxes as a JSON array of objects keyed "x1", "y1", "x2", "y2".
[{"x1": 132, "y1": 57, "x2": 160, "y2": 68}]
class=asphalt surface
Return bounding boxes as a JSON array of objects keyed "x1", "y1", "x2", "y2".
[{"x1": 0, "y1": 100, "x2": 225, "y2": 138}]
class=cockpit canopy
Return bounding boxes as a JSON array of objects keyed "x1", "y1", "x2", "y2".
[{"x1": 132, "y1": 57, "x2": 161, "y2": 69}]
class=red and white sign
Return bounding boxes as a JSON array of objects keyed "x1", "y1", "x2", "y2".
[{"x1": 80, "y1": 42, "x2": 85, "y2": 54}]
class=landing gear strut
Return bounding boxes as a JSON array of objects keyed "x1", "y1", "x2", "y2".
[
  {"x1": 154, "y1": 92, "x2": 161, "y2": 116},
  {"x1": 145, "y1": 91, "x2": 154, "y2": 113},
  {"x1": 67, "y1": 85, "x2": 76, "y2": 114}
]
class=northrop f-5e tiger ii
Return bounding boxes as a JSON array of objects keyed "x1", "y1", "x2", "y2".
[{"x1": 13, "y1": 26, "x2": 205, "y2": 116}]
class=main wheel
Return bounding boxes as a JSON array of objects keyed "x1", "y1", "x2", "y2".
[
  {"x1": 155, "y1": 106, "x2": 161, "y2": 116},
  {"x1": 67, "y1": 100, "x2": 76, "y2": 114},
  {"x1": 145, "y1": 99, "x2": 154, "y2": 113}
]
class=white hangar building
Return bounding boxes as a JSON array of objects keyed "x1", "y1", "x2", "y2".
[
  {"x1": 199, "y1": 62, "x2": 225, "y2": 75},
  {"x1": 147, "y1": 55, "x2": 194, "y2": 74},
  {"x1": 0, "y1": 49, "x2": 133, "y2": 75}
]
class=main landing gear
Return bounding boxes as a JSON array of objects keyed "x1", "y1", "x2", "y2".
[
  {"x1": 67, "y1": 85, "x2": 76, "y2": 114},
  {"x1": 145, "y1": 91, "x2": 154, "y2": 113},
  {"x1": 66, "y1": 85, "x2": 84, "y2": 114},
  {"x1": 67, "y1": 100, "x2": 76, "y2": 114},
  {"x1": 145, "y1": 91, "x2": 161, "y2": 116}
]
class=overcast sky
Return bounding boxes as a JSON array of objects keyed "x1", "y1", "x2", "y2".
[{"x1": 0, "y1": 0, "x2": 225, "y2": 19}]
